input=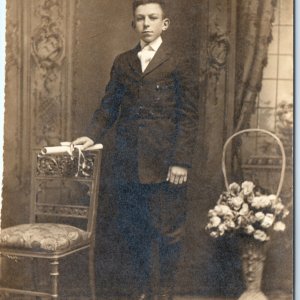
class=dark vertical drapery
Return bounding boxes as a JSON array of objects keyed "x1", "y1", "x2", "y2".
[
  {"x1": 229, "y1": 0, "x2": 277, "y2": 180},
  {"x1": 234, "y1": 0, "x2": 277, "y2": 132}
]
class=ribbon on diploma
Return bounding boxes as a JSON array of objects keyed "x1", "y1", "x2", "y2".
[{"x1": 40, "y1": 142, "x2": 103, "y2": 177}]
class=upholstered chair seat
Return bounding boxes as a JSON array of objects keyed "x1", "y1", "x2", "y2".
[{"x1": 0, "y1": 223, "x2": 89, "y2": 253}]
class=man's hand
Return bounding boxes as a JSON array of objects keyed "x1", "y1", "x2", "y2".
[
  {"x1": 72, "y1": 136, "x2": 95, "y2": 150},
  {"x1": 167, "y1": 166, "x2": 188, "y2": 185}
]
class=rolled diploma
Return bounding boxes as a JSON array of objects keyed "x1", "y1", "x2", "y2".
[
  {"x1": 76, "y1": 144, "x2": 103, "y2": 151},
  {"x1": 41, "y1": 144, "x2": 103, "y2": 155},
  {"x1": 41, "y1": 146, "x2": 71, "y2": 155}
]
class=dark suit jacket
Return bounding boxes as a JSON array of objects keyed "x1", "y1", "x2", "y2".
[{"x1": 86, "y1": 42, "x2": 199, "y2": 184}]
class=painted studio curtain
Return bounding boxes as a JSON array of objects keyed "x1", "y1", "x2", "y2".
[{"x1": 234, "y1": 0, "x2": 277, "y2": 132}]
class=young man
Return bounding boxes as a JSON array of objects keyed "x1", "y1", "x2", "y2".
[{"x1": 73, "y1": 1, "x2": 199, "y2": 299}]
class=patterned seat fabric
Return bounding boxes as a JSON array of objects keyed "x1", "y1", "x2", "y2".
[{"x1": 0, "y1": 223, "x2": 89, "y2": 252}]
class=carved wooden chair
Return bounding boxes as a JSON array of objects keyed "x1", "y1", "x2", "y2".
[{"x1": 0, "y1": 148, "x2": 102, "y2": 299}]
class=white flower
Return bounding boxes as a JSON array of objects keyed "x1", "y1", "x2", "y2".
[
  {"x1": 254, "y1": 230, "x2": 270, "y2": 242},
  {"x1": 268, "y1": 194, "x2": 278, "y2": 205},
  {"x1": 239, "y1": 203, "x2": 249, "y2": 216},
  {"x1": 218, "y1": 224, "x2": 227, "y2": 236},
  {"x1": 283, "y1": 209, "x2": 290, "y2": 218},
  {"x1": 224, "y1": 219, "x2": 235, "y2": 229},
  {"x1": 248, "y1": 212, "x2": 257, "y2": 224},
  {"x1": 210, "y1": 231, "x2": 218, "y2": 238},
  {"x1": 244, "y1": 225, "x2": 255, "y2": 234},
  {"x1": 273, "y1": 221, "x2": 286, "y2": 231},
  {"x1": 242, "y1": 181, "x2": 255, "y2": 195},
  {"x1": 210, "y1": 216, "x2": 222, "y2": 227},
  {"x1": 261, "y1": 213, "x2": 275, "y2": 228},
  {"x1": 251, "y1": 196, "x2": 271, "y2": 209},
  {"x1": 230, "y1": 196, "x2": 244, "y2": 210},
  {"x1": 214, "y1": 205, "x2": 233, "y2": 217},
  {"x1": 228, "y1": 182, "x2": 241, "y2": 196},
  {"x1": 208, "y1": 209, "x2": 217, "y2": 217},
  {"x1": 255, "y1": 212, "x2": 265, "y2": 222},
  {"x1": 274, "y1": 203, "x2": 285, "y2": 215}
]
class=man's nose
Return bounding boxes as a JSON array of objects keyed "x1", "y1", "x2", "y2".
[{"x1": 143, "y1": 17, "x2": 150, "y2": 27}]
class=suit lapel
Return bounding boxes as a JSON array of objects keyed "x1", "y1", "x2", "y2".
[
  {"x1": 128, "y1": 44, "x2": 143, "y2": 78},
  {"x1": 142, "y1": 42, "x2": 171, "y2": 77},
  {"x1": 128, "y1": 42, "x2": 172, "y2": 78}
]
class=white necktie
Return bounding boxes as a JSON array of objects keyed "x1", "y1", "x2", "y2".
[{"x1": 138, "y1": 45, "x2": 155, "y2": 72}]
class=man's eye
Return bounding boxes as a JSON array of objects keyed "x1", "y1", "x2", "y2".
[{"x1": 150, "y1": 17, "x2": 158, "y2": 20}]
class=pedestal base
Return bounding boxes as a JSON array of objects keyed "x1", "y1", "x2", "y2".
[
  {"x1": 238, "y1": 290, "x2": 268, "y2": 300},
  {"x1": 239, "y1": 239, "x2": 269, "y2": 300}
]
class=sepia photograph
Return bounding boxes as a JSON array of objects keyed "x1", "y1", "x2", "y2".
[{"x1": 0, "y1": 0, "x2": 294, "y2": 299}]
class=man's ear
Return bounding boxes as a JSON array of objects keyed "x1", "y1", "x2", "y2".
[
  {"x1": 131, "y1": 20, "x2": 136, "y2": 29},
  {"x1": 162, "y1": 18, "x2": 170, "y2": 31}
]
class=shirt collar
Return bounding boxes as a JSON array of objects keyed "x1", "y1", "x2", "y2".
[{"x1": 140, "y1": 36, "x2": 163, "y2": 51}]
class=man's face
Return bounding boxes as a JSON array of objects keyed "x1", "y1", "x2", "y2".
[{"x1": 133, "y1": 3, "x2": 170, "y2": 43}]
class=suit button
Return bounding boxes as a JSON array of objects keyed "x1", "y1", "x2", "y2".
[
  {"x1": 156, "y1": 84, "x2": 160, "y2": 90},
  {"x1": 155, "y1": 97, "x2": 160, "y2": 101}
]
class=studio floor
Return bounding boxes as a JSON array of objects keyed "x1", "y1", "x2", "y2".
[
  {"x1": 0, "y1": 291, "x2": 293, "y2": 300},
  {"x1": 59, "y1": 297, "x2": 292, "y2": 300},
  {"x1": 59, "y1": 293, "x2": 292, "y2": 300}
]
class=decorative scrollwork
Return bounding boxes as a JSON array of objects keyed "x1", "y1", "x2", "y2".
[
  {"x1": 36, "y1": 153, "x2": 96, "y2": 178},
  {"x1": 208, "y1": 32, "x2": 230, "y2": 71},
  {"x1": 31, "y1": 0, "x2": 67, "y2": 146},
  {"x1": 208, "y1": 31, "x2": 230, "y2": 105},
  {"x1": 32, "y1": 0, "x2": 65, "y2": 69},
  {"x1": 36, "y1": 204, "x2": 88, "y2": 218}
]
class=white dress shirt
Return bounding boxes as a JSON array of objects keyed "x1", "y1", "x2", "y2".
[{"x1": 138, "y1": 36, "x2": 163, "y2": 72}]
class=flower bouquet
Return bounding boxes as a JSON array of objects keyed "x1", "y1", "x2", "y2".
[
  {"x1": 206, "y1": 180, "x2": 289, "y2": 242},
  {"x1": 205, "y1": 129, "x2": 289, "y2": 300}
]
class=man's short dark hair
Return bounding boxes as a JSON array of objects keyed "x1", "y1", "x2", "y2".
[{"x1": 132, "y1": 0, "x2": 167, "y2": 16}]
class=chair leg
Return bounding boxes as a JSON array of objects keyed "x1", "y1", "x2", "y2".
[
  {"x1": 32, "y1": 258, "x2": 42, "y2": 300},
  {"x1": 88, "y1": 241, "x2": 96, "y2": 300},
  {"x1": 50, "y1": 259, "x2": 59, "y2": 299}
]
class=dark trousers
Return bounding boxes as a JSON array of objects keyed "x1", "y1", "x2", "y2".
[{"x1": 115, "y1": 181, "x2": 187, "y2": 293}]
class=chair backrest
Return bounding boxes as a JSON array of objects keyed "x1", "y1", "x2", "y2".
[{"x1": 30, "y1": 149, "x2": 102, "y2": 237}]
